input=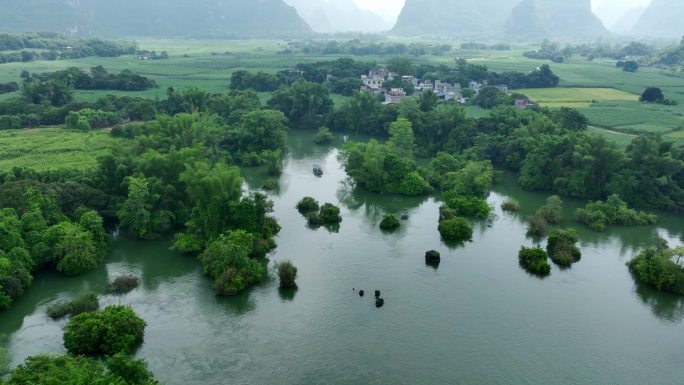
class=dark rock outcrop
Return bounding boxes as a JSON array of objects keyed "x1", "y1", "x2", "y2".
[{"x1": 425, "y1": 250, "x2": 441, "y2": 263}]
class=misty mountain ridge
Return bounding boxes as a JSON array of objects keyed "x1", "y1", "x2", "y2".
[
  {"x1": 631, "y1": 0, "x2": 684, "y2": 38},
  {"x1": 392, "y1": 0, "x2": 520, "y2": 37},
  {"x1": 0, "y1": 0, "x2": 311, "y2": 37},
  {"x1": 610, "y1": 7, "x2": 646, "y2": 35},
  {"x1": 507, "y1": 0, "x2": 608, "y2": 38},
  {"x1": 392, "y1": 0, "x2": 608, "y2": 39},
  {"x1": 286, "y1": 0, "x2": 391, "y2": 33}
]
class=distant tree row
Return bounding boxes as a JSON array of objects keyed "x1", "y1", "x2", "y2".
[
  {"x1": 29, "y1": 66, "x2": 156, "y2": 92},
  {"x1": 524, "y1": 39, "x2": 655, "y2": 63},
  {"x1": 0, "y1": 33, "x2": 138, "y2": 64},
  {"x1": 283, "y1": 40, "x2": 452, "y2": 57}
]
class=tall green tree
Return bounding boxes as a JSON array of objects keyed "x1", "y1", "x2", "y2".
[{"x1": 388, "y1": 118, "x2": 415, "y2": 159}]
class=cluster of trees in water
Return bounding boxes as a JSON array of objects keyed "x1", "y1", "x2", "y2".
[
  {"x1": 2, "y1": 286, "x2": 157, "y2": 384},
  {"x1": 629, "y1": 239, "x2": 684, "y2": 296},
  {"x1": 0, "y1": 33, "x2": 138, "y2": 64},
  {"x1": 0, "y1": 187, "x2": 108, "y2": 310}
]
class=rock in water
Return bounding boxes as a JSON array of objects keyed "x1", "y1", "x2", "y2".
[
  {"x1": 375, "y1": 298, "x2": 385, "y2": 308},
  {"x1": 425, "y1": 250, "x2": 441, "y2": 263},
  {"x1": 374, "y1": 290, "x2": 381, "y2": 298},
  {"x1": 359, "y1": 290, "x2": 365, "y2": 297}
]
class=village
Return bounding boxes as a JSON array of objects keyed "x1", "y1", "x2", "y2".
[{"x1": 360, "y1": 65, "x2": 537, "y2": 109}]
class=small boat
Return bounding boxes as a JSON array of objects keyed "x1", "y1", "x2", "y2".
[{"x1": 313, "y1": 164, "x2": 323, "y2": 176}]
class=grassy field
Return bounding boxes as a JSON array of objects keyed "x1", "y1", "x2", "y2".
[
  {"x1": 587, "y1": 126, "x2": 637, "y2": 148},
  {"x1": 520, "y1": 87, "x2": 638, "y2": 108},
  {"x1": 1, "y1": 38, "x2": 684, "y2": 143},
  {"x1": 0, "y1": 128, "x2": 127, "y2": 171},
  {"x1": 463, "y1": 53, "x2": 684, "y2": 135}
]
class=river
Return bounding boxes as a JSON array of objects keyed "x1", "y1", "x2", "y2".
[{"x1": 1, "y1": 130, "x2": 683, "y2": 384}]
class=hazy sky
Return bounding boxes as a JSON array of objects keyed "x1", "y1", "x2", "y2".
[{"x1": 353, "y1": 0, "x2": 654, "y2": 20}]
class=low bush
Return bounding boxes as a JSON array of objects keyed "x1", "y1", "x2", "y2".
[
  {"x1": 535, "y1": 195, "x2": 563, "y2": 225},
  {"x1": 262, "y1": 178, "x2": 279, "y2": 191},
  {"x1": 313, "y1": 126, "x2": 334, "y2": 145},
  {"x1": 46, "y1": 292, "x2": 99, "y2": 319},
  {"x1": 277, "y1": 261, "x2": 298, "y2": 288},
  {"x1": 518, "y1": 247, "x2": 551, "y2": 276},
  {"x1": 319, "y1": 203, "x2": 342, "y2": 224},
  {"x1": 526, "y1": 214, "x2": 548, "y2": 237},
  {"x1": 576, "y1": 194, "x2": 656, "y2": 232},
  {"x1": 379, "y1": 215, "x2": 400, "y2": 231},
  {"x1": 445, "y1": 195, "x2": 491, "y2": 219},
  {"x1": 106, "y1": 275, "x2": 139, "y2": 295},
  {"x1": 438, "y1": 217, "x2": 473, "y2": 242},
  {"x1": 546, "y1": 228, "x2": 581, "y2": 267},
  {"x1": 296, "y1": 197, "x2": 319, "y2": 214},
  {"x1": 501, "y1": 198, "x2": 520, "y2": 212}
]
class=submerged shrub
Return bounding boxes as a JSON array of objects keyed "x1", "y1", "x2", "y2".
[
  {"x1": 501, "y1": 198, "x2": 520, "y2": 212},
  {"x1": 106, "y1": 275, "x2": 140, "y2": 295},
  {"x1": 535, "y1": 195, "x2": 563, "y2": 224},
  {"x1": 526, "y1": 214, "x2": 548, "y2": 237},
  {"x1": 47, "y1": 292, "x2": 99, "y2": 319},
  {"x1": 546, "y1": 228, "x2": 581, "y2": 267},
  {"x1": 628, "y1": 245, "x2": 684, "y2": 295},
  {"x1": 262, "y1": 178, "x2": 279, "y2": 191},
  {"x1": 277, "y1": 261, "x2": 298, "y2": 289},
  {"x1": 576, "y1": 194, "x2": 656, "y2": 232},
  {"x1": 518, "y1": 247, "x2": 551, "y2": 277},
  {"x1": 319, "y1": 203, "x2": 342, "y2": 224},
  {"x1": 379, "y1": 214, "x2": 401, "y2": 231},
  {"x1": 313, "y1": 126, "x2": 334, "y2": 145},
  {"x1": 297, "y1": 197, "x2": 320, "y2": 215},
  {"x1": 199, "y1": 230, "x2": 266, "y2": 296},
  {"x1": 438, "y1": 217, "x2": 473, "y2": 242},
  {"x1": 445, "y1": 195, "x2": 491, "y2": 219}
]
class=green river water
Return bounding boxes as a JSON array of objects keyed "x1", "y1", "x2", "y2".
[{"x1": 1, "y1": 131, "x2": 684, "y2": 384}]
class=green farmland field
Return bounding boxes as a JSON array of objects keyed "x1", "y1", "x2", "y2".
[
  {"x1": 519, "y1": 87, "x2": 638, "y2": 108},
  {"x1": 0, "y1": 128, "x2": 127, "y2": 171}
]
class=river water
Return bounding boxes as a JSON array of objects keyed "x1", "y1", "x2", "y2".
[{"x1": 1, "y1": 130, "x2": 683, "y2": 384}]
